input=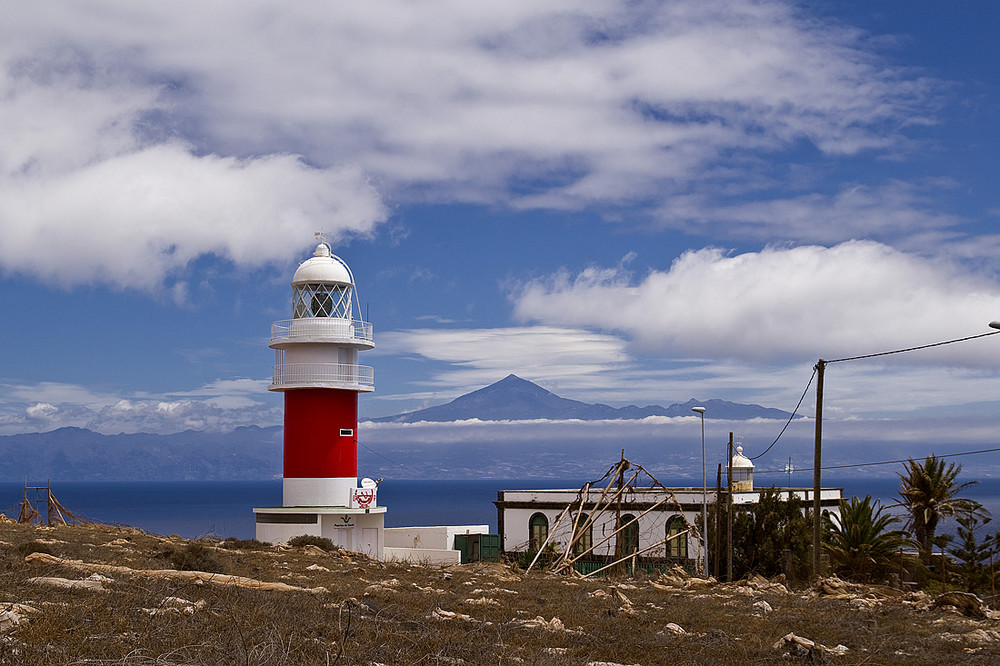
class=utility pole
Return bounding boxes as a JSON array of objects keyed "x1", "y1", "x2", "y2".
[
  {"x1": 726, "y1": 432, "x2": 733, "y2": 582},
  {"x1": 812, "y1": 359, "x2": 825, "y2": 578}
]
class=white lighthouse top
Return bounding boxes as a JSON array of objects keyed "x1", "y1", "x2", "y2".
[
  {"x1": 731, "y1": 446, "x2": 754, "y2": 469},
  {"x1": 291, "y1": 243, "x2": 354, "y2": 286}
]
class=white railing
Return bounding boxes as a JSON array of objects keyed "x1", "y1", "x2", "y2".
[
  {"x1": 270, "y1": 319, "x2": 374, "y2": 344},
  {"x1": 271, "y1": 363, "x2": 375, "y2": 389}
]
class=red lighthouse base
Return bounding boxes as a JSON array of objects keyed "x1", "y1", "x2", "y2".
[{"x1": 283, "y1": 388, "x2": 358, "y2": 479}]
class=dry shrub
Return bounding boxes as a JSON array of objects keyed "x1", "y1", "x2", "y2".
[
  {"x1": 220, "y1": 537, "x2": 270, "y2": 551},
  {"x1": 288, "y1": 534, "x2": 336, "y2": 551},
  {"x1": 14, "y1": 540, "x2": 53, "y2": 557},
  {"x1": 157, "y1": 542, "x2": 226, "y2": 573}
]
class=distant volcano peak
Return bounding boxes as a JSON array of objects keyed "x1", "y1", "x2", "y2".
[{"x1": 368, "y1": 376, "x2": 795, "y2": 423}]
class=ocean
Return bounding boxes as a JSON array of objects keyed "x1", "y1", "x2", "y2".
[{"x1": 4, "y1": 476, "x2": 1000, "y2": 540}]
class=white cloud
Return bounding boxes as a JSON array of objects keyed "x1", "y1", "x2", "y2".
[
  {"x1": 0, "y1": 378, "x2": 280, "y2": 435},
  {"x1": 0, "y1": 144, "x2": 386, "y2": 290},
  {"x1": 360, "y1": 412, "x2": 1000, "y2": 477},
  {"x1": 656, "y1": 181, "x2": 961, "y2": 245},
  {"x1": 0, "y1": 1, "x2": 936, "y2": 289},
  {"x1": 513, "y1": 241, "x2": 1000, "y2": 365},
  {"x1": 26, "y1": 402, "x2": 58, "y2": 420},
  {"x1": 378, "y1": 326, "x2": 633, "y2": 393}
]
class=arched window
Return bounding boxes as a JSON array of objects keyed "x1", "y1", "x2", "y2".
[
  {"x1": 619, "y1": 514, "x2": 639, "y2": 555},
  {"x1": 572, "y1": 513, "x2": 593, "y2": 555},
  {"x1": 529, "y1": 513, "x2": 549, "y2": 550},
  {"x1": 666, "y1": 515, "x2": 688, "y2": 559}
]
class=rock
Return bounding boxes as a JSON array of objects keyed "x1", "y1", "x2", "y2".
[
  {"x1": 752, "y1": 600, "x2": 772, "y2": 616},
  {"x1": 663, "y1": 622, "x2": 687, "y2": 636},
  {"x1": 464, "y1": 597, "x2": 500, "y2": 606}
]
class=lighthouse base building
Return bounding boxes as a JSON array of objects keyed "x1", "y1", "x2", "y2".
[{"x1": 253, "y1": 505, "x2": 386, "y2": 557}]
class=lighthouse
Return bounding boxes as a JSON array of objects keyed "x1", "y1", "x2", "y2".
[{"x1": 254, "y1": 241, "x2": 385, "y2": 556}]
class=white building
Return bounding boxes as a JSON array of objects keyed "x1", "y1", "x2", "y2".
[{"x1": 495, "y1": 449, "x2": 842, "y2": 572}]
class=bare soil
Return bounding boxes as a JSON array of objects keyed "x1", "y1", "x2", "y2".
[{"x1": 1, "y1": 520, "x2": 999, "y2": 665}]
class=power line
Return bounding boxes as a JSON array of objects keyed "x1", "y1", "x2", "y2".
[
  {"x1": 828, "y1": 330, "x2": 1000, "y2": 364},
  {"x1": 751, "y1": 329, "x2": 1000, "y2": 464},
  {"x1": 357, "y1": 441, "x2": 409, "y2": 470},
  {"x1": 748, "y1": 368, "x2": 815, "y2": 461},
  {"x1": 754, "y1": 445, "x2": 1000, "y2": 474}
]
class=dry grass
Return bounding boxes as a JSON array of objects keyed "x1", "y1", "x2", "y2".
[{"x1": 1, "y1": 520, "x2": 1000, "y2": 665}]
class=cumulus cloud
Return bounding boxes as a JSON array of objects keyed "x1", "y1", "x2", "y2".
[
  {"x1": 513, "y1": 241, "x2": 1000, "y2": 365},
  {"x1": 26, "y1": 402, "x2": 58, "y2": 421},
  {"x1": 0, "y1": 1, "x2": 937, "y2": 290}
]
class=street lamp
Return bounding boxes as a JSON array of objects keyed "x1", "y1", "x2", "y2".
[{"x1": 692, "y1": 406, "x2": 707, "y2": 576}]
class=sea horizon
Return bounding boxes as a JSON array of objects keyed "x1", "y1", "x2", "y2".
[{"x1": 4, "y1": 476, "x2": 1000, "y2": 542}]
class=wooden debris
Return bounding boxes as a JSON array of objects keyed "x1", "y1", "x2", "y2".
[
  {"x1": 773, "y1": 632, "x2": 849, "y2": 659},
  {"x1": 933, "y1": 591, "x2": 988, "y2": 619},
  {"x1": 26, "y1": 576, "x2": 108, "y2": 593},
  {"x1": 0, "y1": 604, "x2": 40, "y2": 633},
  {"x1": 24, "y1": 552, "x2": 328, "y2": 595}
]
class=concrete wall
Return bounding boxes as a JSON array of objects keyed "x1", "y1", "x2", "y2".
[
  {"x1": 384, "y1": 525, "x2": 489, "y2": 550},
  {"x1": 382, "y1": 547, "x2": 462, "y2": 565},
  {"x1": 256, "y1": 518, "x2": 321, "y2": 545},
  {"x1": 321, "y1": 512, "x2": 384, "y2": 557}
]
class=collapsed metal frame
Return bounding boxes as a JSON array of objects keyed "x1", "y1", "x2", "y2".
[
  {"x1": 18, "y1": 479, "x2": 91, "y2": 526},
  {"x1": 526, "y1": 454, "x2": 699, "y2": 577}
]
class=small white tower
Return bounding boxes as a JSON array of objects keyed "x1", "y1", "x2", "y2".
[{"x1": 729, "y1": 446, "x2": 754, "y2": 492}]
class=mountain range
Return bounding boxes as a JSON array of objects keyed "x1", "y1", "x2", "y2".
[
  {"x1": 0, "y1": 376, "x2": 799, "y2": 483},
  {"x1": 368, "y1": 374, "x2": 796, "y2": 423}
]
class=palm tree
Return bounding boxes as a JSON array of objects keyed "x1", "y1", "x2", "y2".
[
  {"x1": 823, "y1": 495, "x2": 912, "y2": 582},
  {"x1": 897, "y1": 456, "x2": 987, "y2": 561}
]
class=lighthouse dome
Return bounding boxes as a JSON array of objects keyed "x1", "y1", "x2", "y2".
[
  {"x1": 731, "y1": 446, "x2": 754, "y2": 469},
  {"x1": 291, "y1": 243, "x2": 353, "y2": 286}
]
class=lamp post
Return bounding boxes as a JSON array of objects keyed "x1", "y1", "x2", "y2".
[{"x1": 692, "y1": 406, "x2": 707, "y2": 576}]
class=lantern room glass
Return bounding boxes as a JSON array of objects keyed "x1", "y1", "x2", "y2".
[{"x1": 292, "y1": 283, "x2": 353, "y2": 319}]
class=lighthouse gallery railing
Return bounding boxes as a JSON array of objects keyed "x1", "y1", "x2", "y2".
[
  {"x1": 271, "y1": 362, "x2": 374, "y2": 389},
  {"x1": 270, "y1": 319, "x2": 374, "y2": 345}
]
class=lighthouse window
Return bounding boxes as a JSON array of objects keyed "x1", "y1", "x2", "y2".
[
  {"x1": 340, "y1": 429, "x2": 354, "y2": 437},
  {"x1": 256, "y1": 513, "x2": 318, "y2": 524},
  {"x1": 292, "y1": 284, "x2": 353, "y2": 319},
  {"x1": 311, "y1": 289, "x2": 334, "y2": 317},
  {"x1": 666, "y1": 516, "x2": 688, "y2": 559},
  {"x1": 529, "y1": 513, "x2": 548, "y2": 550}
]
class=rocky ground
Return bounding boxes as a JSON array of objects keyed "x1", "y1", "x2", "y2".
[{"x1": 2, "y1": 519, "x2": 1000, "y2": 665}]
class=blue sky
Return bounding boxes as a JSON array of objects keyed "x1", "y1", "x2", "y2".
[{"x1": 2, "y1": 1, "x2": 1000, "y2": 474}]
